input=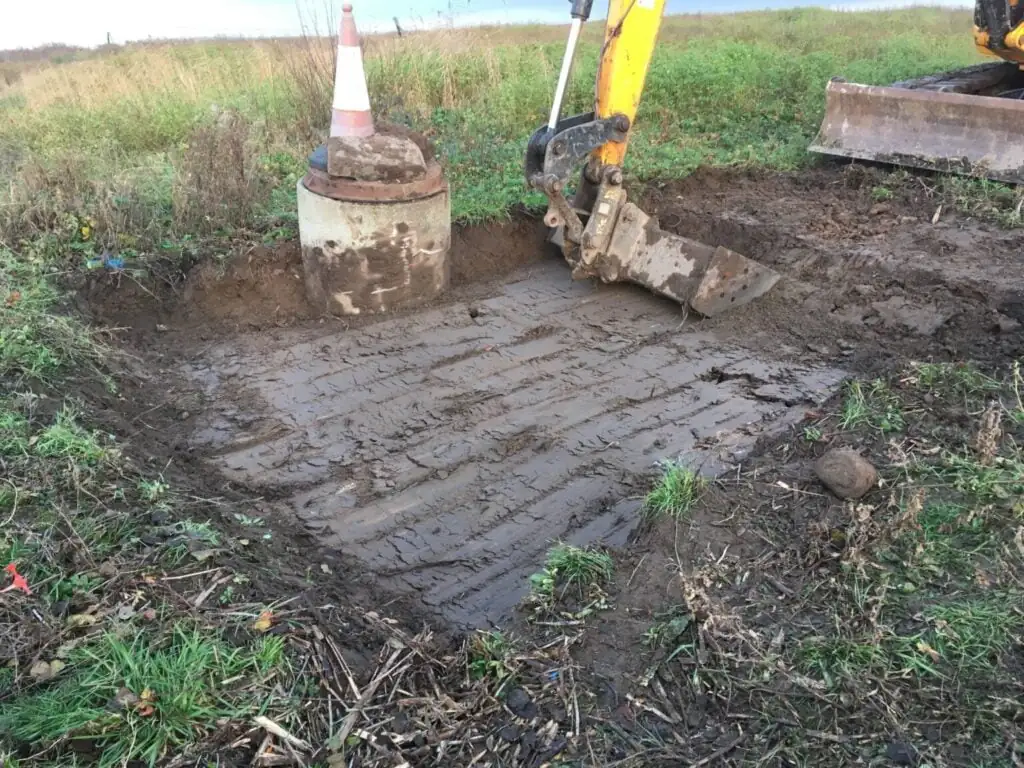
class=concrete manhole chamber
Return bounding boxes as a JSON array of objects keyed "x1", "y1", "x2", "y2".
[{"x1": 297, "y1": 130, "x2": 451, "y2": 316}]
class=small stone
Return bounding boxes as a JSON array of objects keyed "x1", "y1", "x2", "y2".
[
  {"x1": 149, "y1": 509, "x2": 171, "y2": 526},
  {"x1": 994, "y1": 313, "x2": 1020, "y2": 333},
  {"x1": 497, "y1": 724, "x2": 520, "y2": 742},
  {"x1": 179, "y1": 411, "x2": 190, "y2": 421},
  {"x1": 505, "y1": 687, "x2": 538, "y2": 719},
  {"x1": 815, "y1": 448, "x2": 878, "y2": 500},
  {"x1": 885, "y1": 740, "x2": 918, "y2": 766},
  {"x1": 30, "y1": 660, "x2": 65, "y2": 681},
  {"x1": 108, "y1": 686, "x2": 139, "y2": 711}
]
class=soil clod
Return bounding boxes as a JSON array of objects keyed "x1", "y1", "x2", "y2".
[
  {"x1": 505, "y1": 687, "x2": 537, "y2": 719},
  {"x1": 886, "y1": 740, "x2": 920, "y2": 766}
]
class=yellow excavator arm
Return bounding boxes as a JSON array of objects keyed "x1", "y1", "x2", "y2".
[
  {"x1": 524, "y1": 0, "x2": 779, "y2": 317},
  {"x1": 593, "y1": 0, "x2": 666, "y2": 167}
]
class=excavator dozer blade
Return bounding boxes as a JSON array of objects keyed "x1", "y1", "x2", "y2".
[{"x1": 810, "y1": 74, "x2": 1024, "y2": 184}]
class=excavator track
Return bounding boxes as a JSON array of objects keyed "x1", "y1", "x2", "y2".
[
  {"x1": 890, "y1": 61, "x2": 1024, "y2": 95},
  {"x1": 810, "y1": 62, "x2": 1024, "y2": 184}
]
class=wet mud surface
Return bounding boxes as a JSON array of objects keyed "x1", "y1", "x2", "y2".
[
  {"x1": 107, "y1": 166, "x2": 1023, "y2": 631},
  {"x1": 183, "y1": 267, "x2": 843, "y2": 626}
]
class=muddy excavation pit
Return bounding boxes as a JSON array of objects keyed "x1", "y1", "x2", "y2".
[{"x1": 102, "y1": 167, "x2": 1024, "y2": 630}]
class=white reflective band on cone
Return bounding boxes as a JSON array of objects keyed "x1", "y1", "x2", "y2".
[{"x1": 333, "y1": 46, "x2": 371, "y2": 112}]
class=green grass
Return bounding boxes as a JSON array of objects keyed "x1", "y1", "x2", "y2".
[
  {"x1": 529, "y1": 543, "x2": 614, "y2": 604},
  {"x1": 798, "y1": 596, "x2": 1022, "y2": 685},
  {"x1": 1010, "y1": 362, "x2": 1024, "y2": 425},
  {"x1": 911, "y1": 361, "x2": 1002, "y2": 400},
  {"x1": 467, "y1": 631, "x2": 515, "y2": 682},
  {"x1": 0, "y1": 625, "x2": 279, "y2": 768},
  {"x1": 802, "y1": 425, "x2": 824, "y2": 443},
  {"x1": 0, "y1": 251, "x2": 297, "y2": 764},
  {"x1": 0, "y1": 7, "x2": 998, "y2": 246},
  {"x1": 911, "y1": 499, "x2": 995, "y2": 576},
  {"x1": 0, "y1": 250, "x2": 110, "y2": 385},
  {"x1": 840, "y1": 379, "x2": 905, "y2": 433},
  {"x1": 923, "y1": 599, "x2": 1021, "y2": 672},
  {"x1": 643, "y1": 463, "x2": 705, "y2": 520},
  {"x1": 923, "y1": 450, "x2": 1024, "y2": 503},
  {"x1": 798, "y1": 636, "x2": 885, "y2": 682},
  {"x1": 718, "y1": 361, "x2": 1024, "y2": 763},
  {"x1": 33, "y1": 406, "x2": 111, "y2": 462}
]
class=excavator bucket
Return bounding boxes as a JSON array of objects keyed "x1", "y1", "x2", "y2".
[
  {"x1": 564, "y1": 201, "x2": 780, "y2": 317},
  {"x1": 810, "y1": 63, "x2": 1024, "y2": 184}
]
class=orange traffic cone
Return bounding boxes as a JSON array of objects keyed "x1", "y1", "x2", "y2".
[{"x1": 331, "y1": 4, "x2": 374, "y2": 138}]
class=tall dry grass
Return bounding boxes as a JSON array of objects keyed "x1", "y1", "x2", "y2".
[
  {"x1": 0, "y1": 6, "x2": 981, "y2": 236},
  {"x1": 3, "y1": 7, "x2": 973, "y2": 126}
]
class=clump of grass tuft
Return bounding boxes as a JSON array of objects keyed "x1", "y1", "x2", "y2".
[
  {"x1": 870, "y1": 185, "x2": 893, "y2": 202},
  {"x1": 644, "y1": 463, "x2": 705, "y2": 520},
  {"x1": 467, "y1": 630, "x2": 515, "y2": 682},
  {"x1": 923, "y1": 450, "x2": 1024, "y2": 503},
  {"x1": 1010, "y1": 361, "x2": 1024, "y2": 425},
  {"x1": 0, "y1": 624, "x2": 280, "y2": 768},
  {"x1": 545, "y1": 544, "x2": 614, "y2": 590},
  {"x1": 840, "y1": 379, "x2": 905, "y2": 433},
  {"x1": 33, "y1": 405, "x2": 110, "y2": 463},
  {"x1": 939, "y1": 176, "x2": 1024, "y2": 228},
  {"x1": 0, "y1": 249, "x2": 111, "y2": 385},
  {"x1": 910, "y1": 361, "x2": 1001, "y2": 399},
  {"x1": 798, "y1": 637, "x2": 884, "y2": 684},
  {"x1": 529, "y1": 543, "x2": 614, "y2": 604}
]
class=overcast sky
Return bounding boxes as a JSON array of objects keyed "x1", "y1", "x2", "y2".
[{"x1": 2, "y1": 0, "x2": 971, "y2": 50}]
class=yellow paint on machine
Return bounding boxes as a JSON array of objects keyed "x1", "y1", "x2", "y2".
[
  {"x1": 974, "y1": 21, "x2": 1024, "y2": 64},
  {"x1": 594, "y1": 0, "x2": 667, "y2": 167}
]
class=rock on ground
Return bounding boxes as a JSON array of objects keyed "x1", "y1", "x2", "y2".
[{"x1": 815, "y1": 448, "x2": 878, "y2": 500}]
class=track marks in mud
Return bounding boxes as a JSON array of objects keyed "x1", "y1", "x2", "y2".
[{"x1": 185, "y1": 260, "x2": 844, "y2": 627}]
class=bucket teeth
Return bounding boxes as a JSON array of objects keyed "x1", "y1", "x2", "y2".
[{"x1": 689, "y1": 246, "x2": 781, "y2": 318}]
